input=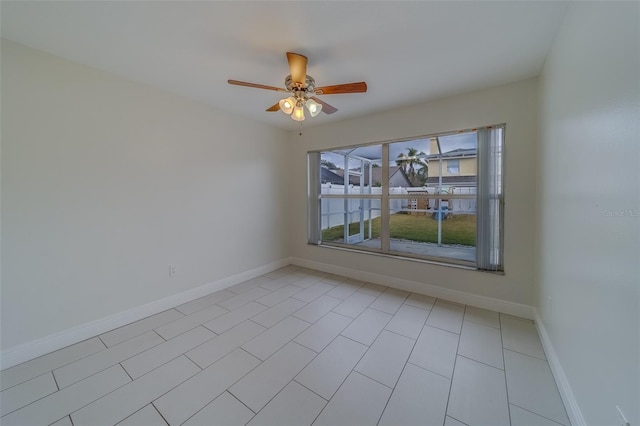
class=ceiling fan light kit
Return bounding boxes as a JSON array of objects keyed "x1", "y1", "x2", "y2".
[
  {"x1": 292, "y1": 102, "x2": 306, "y2": 121},
  {"x1": 279, "y1": 96, "x2": 295, "y2": 114},
  {"x1": 228, "y1": 52, "x2": 367, "y2": 122},
  {"x1": 306, "y1": 98, "x2": 322, "y2": 117}
]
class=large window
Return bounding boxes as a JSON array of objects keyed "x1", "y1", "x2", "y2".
[{"x1": 308, "y1": 125, "x2": 505, "y2": 271}]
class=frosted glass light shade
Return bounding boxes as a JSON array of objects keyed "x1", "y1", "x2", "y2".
[
  {"x1": 292, "y1": 104, "x2": 305, "y2": 121},
  {"x1": 306, "y1": 99, "x2": 323, "y2": 117},
  {"x1": 279, "y1": 97, "x2": 295, "y2": 115}
]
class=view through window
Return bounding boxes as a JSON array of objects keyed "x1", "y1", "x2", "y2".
[{"x1": 308, "y1": 125, "x2": 504, "y2": 271}]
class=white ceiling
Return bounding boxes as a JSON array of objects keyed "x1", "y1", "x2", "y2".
[{"x1": 1, "y1": 1, "x2": 569, "y2": 130}]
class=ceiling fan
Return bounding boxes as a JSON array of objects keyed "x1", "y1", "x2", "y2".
[{"x1": 228, "y1": 52, "x2": 367, "y2": 121}]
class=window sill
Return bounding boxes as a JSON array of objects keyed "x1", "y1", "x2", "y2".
[
  {"x1": 312, "y1": 243, "x2": 505, "y2": 275},
  {"x1": 310, "y1": 242, "x2": 478, "y2": 270}
]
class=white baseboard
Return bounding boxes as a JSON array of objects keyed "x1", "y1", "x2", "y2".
[
  {"x1": 0, "y1": 258, "x2": 290, "y2": 370},
  {"x1": 291, "y1": 257, "x2": 534, "y2": 319},
  {"x1": 534, "y1": 309, "x2": 586, "y2": 426}
]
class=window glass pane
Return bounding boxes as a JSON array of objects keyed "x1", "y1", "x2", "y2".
[
  {"x1": 388, "y1": 138, "x2": 430, "y2": 190},
  {"x1": 320, "y1": 198, "x2": 382, "y2": 250},
  {"x1": 427, "y1": 132, "x2": 477, "y2": 194},
  {"x1": 320, "y1": 146, "x2": 382, "y2": 192},
  {"x1": 388, "y1": 199, "x2": 476, "y2": 263},
  {"x1": 446, "y1": 159, "x2": 460, "y2": 174}
]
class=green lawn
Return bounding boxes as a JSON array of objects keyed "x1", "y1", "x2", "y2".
[{"x1": 322, "y1": 213, "x2": 476, "y2": 246}]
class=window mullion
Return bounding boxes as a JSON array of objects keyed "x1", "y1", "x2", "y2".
[{"x1": 381, "y1": 143, "x2": 390, "y2": 252}]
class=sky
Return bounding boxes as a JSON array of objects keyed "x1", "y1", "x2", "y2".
[{"x1": 321, "y1": 131, "x2": 477, "y2": 169}]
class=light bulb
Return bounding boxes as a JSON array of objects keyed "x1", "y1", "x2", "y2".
[
  {"x1": 292, "y1": 104, "x2": 305, "y2": 121},
  {"x1": 305, "y1": 99, "x2": 323, "y2": 117},
  {"x1": 279, "y1": 96, "x2": 295, "y2": 115}
]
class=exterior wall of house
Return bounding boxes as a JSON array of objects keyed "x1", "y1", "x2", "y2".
[{"x1": 428, "y1": 157, "x2": 477, "y2": 177}]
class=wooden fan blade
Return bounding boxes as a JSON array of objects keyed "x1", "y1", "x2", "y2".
[
  {"x1": 315, "y1": 82, "x2": 367, "y2": 95},
  {"x1": 311, "y1": 96, "x2": 338, "y2": 115},
  {"x1": 286, "y1": 52, "x2": 308, "y2": 86},
  {"x1": 228, "y1": 80, "x2": 286, "y2": 92},
  {"x1": 266, "y1": 103, "x2": 281, "y2": 112}
]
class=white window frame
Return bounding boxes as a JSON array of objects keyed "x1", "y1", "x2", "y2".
[{"x1": 308, "y1": 124, "x2": 505, "y2": 272}]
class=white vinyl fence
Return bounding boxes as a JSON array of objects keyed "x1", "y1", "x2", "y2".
[{"x1": 320, "y1": 184, "x2": 476, "y2": 230}]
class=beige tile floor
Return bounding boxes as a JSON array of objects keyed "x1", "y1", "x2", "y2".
[{"x1": 0, "y1": 266, "x2": 570, "y2": 426}]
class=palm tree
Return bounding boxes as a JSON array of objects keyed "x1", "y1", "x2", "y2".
[
  {"x1": 416, "y1": 166, "x2": 428, "y2": 186},
  {"x1": 396, "y1": 148, "x2": 428, "y2": 185}
]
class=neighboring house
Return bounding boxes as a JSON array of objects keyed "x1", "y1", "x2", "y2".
[
  {"x1": 334, "y1": 166, "x2": 412, "y2": 187},
  {"x1": 321, "y1": 167, "x2": 345, "y2": 185},
  {"x1": 426, "y1": 138, "x2": 477, "y2": 189}
]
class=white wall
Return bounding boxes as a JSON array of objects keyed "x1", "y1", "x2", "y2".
[
  {"x1": 536, "y1": 3, "x2": 639, "y2": 425},
  {"x1": 0, "y1": 40, "x2": 289, "y2": 351},
  {"x1": 289, "y1": 78, "x2": 538, "y2": 306}
]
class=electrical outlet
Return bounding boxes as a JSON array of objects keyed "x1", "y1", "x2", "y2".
[
  {"x1": 169, "y1": 265, "x2": 178, "y2": 277},
  {"x1": 616, "y1": 406, "x2": 630, "y2": 426}
]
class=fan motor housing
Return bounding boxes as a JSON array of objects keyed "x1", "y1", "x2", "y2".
[{"x1": 285, "y1": 75, "x2": 316, "y2": 94}]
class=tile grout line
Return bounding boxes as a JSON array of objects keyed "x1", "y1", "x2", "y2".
[
  {"x1": 149, "y1": 401, "x2": 170, "y2": 426},
  {"x1": 120, "y1": 363, "x2": 134, "y2": 381},
  {"x1": 423, "y1": 322, "x2": 461, "y2": 335},
  {"x1": 502, "y1": 346, "x2": 548, "y2": 362},
  {"x1": 462, "y1": 317, "x2": 501, "y2": 329},
  {"x1": 249, "y1": 306, "x2": 369, "y2": 423},
  {"x1": 57, "y1": 333, "x2": 169, "y2": 388},
  {"x1": 455, "y1": 353, "x2": 505, "y2": 372},
  {"x1": 152, "y1": 329, "x2": 167, "y2": 342},
  {"x1": 68, "y1": 356, "x2": 202, "y2": 424},
  {"x1": 185, "y1": 320, "x2": 271, "y2": 369},
  {"x1": 381, "y1": 326, "x2": 422, "y2": 342},
  {"x1": 509, "y1": 402, "x2": 567, "y2": 426},
  {"x1": 0, "y1": 376, "x2": 61, "y2": 418},
  {"x1": 63, "y1": 371, "x2": 137, "y2": 423},
  {"x1": 499, "y1": 310, "x2": 513, "y2": 426},
  {"x1": 296, "y1": 317, "x2": 374, "y2": 403},
  {"x1": 337, "y1": 334, "x2": 371, "y2": 348},
  {"x1": 114, "y1": 404, "x2": 155, "y2": 425},
  {"x1": 405, "y1": 360, "x2": 452, "y2": 381},
  {"x1": 169, "y1": 330, "x2": 218, "y2": 360},
  {"x1": 442, "y1": 299, "x2": 462, "y2": 424},
  {"x1": 227, "y1": 342, "x2": 320, "y2": 419},
  {"x1": 447, "y1": 414, "x2": 471, "y2": 426},
  {"x1": 98, "y1": 311, "x2": 185, "y2": 349},
  {"x1": 173, "y1": 292, "x2": 235, "y2": 316},
  {"x1": 374, "y1": 310, "x2": 426, "y2": 426},
  {"x1": 1, "y1": 337, "x2": 110, "y2": 393},
  {"x1": 291, "y1": 378, "x2": 330, "y2": 403},
  {"x1": 65, "y1": 355, "x2": 199, "y2": 422},
  {"x1": 227, "y1": 390, "x2": 257, "y2": 416},
  {"x1": 97, "y1": 335, "x2": 108, "y2": 349},
  {"x1": 51, "y1": 370, "x2": 60, "y2": 391},
  {"x1": 179, "y1": 391, "x2": 256, "y2": 426},
  {"x1": 175, "y1": 345, "x2": 267, "y2": 419},
  {"x1": 158, "y1": 304, "x2": 231, "y2": 334}
]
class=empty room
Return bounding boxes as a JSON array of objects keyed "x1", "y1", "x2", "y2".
[{"x1": 1, "y1": 1, "x2": 638, "y2": 425}]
